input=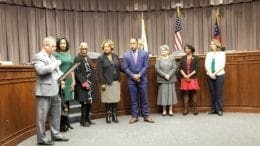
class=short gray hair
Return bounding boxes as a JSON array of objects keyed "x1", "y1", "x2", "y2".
[
  {"x1": 42, "y1": 36, "x2": 56, "y2": 48},
  {"x1": 80, "y1": 42, "x2": 88, "y2": 49},
  {"x1": 160, "y1": 45, "x2": 169, "y2": 50}
]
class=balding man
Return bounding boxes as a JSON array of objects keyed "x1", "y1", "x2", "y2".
[{"x1": 32, "y1": 36, "x2": 69, "y2": 145}]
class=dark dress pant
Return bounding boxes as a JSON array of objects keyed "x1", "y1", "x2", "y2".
[
  {"x1": 208, "y1": 75, "x2": 225, "y2": 112},
  {"x1": 128, "y1": 82, "x2": 149, "y2": 118}
]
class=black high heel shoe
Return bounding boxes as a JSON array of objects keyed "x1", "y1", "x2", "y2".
[
  {"x1": 208, "y1": 111, "x2": 217, "y2": 114},
  {"x1": 161, "y1": 112, "x2": 167, "y2": 116},
  {"x1": 68, "y1": 124, "x2": 74, "y2": 129},
  {"x1": 60, "y1": 126, "x2": 69, "y2": 132},
  {"x1": 182, "y1": 111, "x2": 188, "y2": 116},
  {"x1": 193, "y1": 108, "x2": 198, "y2": 115}
]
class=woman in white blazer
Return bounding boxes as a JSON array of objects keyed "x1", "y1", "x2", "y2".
[{"x1": 205, "y1": 39, "x2": 226, "y2": 116}]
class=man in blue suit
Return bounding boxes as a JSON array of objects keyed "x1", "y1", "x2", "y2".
[{"x1": 123, "y1": 38, "x2": 154, "y2": 124}]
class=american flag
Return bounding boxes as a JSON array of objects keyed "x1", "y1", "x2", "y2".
[
  {"x1": 214, "y1": 17, "x2": 221, "y2": 43},
  {"x1": 174, "y1": 16, "x2": 182, "y2": 51}
]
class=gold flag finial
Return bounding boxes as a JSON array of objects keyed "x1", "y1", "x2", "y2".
[
  {"x1": 177, "y1": 7, "x2": 180, "y2": 17},
  {"x1": 175, "y1": 3, "x2": 182, "y2": 17}
]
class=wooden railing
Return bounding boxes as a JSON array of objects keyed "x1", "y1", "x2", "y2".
[{"x1": 1, "y1": 52, "x2": 260, "y2": 145}]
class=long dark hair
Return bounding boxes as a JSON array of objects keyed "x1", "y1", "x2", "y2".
[{"x1": 56, "y1": 38, "x2": 70, "y2": 52}]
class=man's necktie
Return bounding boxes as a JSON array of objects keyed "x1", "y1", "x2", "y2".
[{"x1": 133, "y1": 51, "x2": 137, "y2": 64}]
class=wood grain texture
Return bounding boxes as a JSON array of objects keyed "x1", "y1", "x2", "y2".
[{"x1": 1, "y1": 52, "x2": 260, "y2": 145}]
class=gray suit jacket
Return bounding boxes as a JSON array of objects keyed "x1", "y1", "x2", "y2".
[
  {"x1": 155, "y1": 55, "x2": 177, "y2": 83},
  {"x1": 32, "y1": 50, "x2": 63, "y2": 97}
]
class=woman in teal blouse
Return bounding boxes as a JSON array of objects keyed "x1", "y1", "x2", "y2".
[{"x1": 54, "y1": 38, "x2": 75, "y2": 131}]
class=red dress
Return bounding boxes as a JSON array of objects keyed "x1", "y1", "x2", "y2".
[{"x1": 180, "y1": 58, "x2": 200, "y2": 90}]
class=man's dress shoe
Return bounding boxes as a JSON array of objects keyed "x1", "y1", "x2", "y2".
[
  {"x1": 208, "y1": 111, "x2": 218, "y2": 114},
  {"x1": 129, "y1": 118, "x2": 138, "y2": 124},
  {"x1": 54, "y1": 137, "x2": 69, "y2": 142},
  {"x1": 144, "y1": 117, "x2": 155, "y2": 123},
  {"x1": 217, "y1": 111, "x2": 223, "y2": 116},
  {"x1": 38, "y1": 140, "x2": 54, "y2": 145}
]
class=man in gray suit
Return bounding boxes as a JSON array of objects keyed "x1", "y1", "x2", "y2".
[{"x1": 32, "y1": 36, "x2": 69, "y2": 145}]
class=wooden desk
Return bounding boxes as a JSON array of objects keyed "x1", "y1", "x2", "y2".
[{"x1": 0, "y1": 65, "x2": 36, "y2": 145}]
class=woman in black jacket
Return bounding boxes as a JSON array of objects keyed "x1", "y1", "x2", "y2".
[
  {"x1": 97, "y1": 40, "x2": 121, "y2": 124},
  {"x1": 74, "y1": 42, "x2": 96, "y2": 127},
  {"x1": 179, "y1": 44, "x2": 200, "y2": 115}
]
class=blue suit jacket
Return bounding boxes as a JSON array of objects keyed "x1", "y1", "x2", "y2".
[{"x1": 122, "y1": 49, "x2": 149, "y2": 84}]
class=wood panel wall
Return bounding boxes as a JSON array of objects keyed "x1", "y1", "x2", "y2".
[
  {"x1": 1, "y1": 52, "x2": 260, "y2": 145},
  {"x1": 0, "y1": 66, "x2": 36, "y2": 145}
]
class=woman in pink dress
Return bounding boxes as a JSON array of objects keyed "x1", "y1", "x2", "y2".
[{"x1": 179, "y1": 45, "x2": 200, "y2": 115}]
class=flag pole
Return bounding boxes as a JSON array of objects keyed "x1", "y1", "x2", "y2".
[
  {"x1": 216, "y1": 8, "x2": 220, "y2": 25},
  {"x1": 173, "y1": 3, "x2": 183, "y2": 54},
  {"x1": 141, "y1": 11, "x2": 148, "y2": 52},
  {"x1": 213, "y1": 7, "x2": 221, "y2": 43}
]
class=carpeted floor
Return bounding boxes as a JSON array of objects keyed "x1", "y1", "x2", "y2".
[{"x1": 18, "y1": 113, "x2": 260, "y2": 146}]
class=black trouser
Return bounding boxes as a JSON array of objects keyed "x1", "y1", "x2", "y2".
[
  {"x1": 80, "y1": 102, "x2": 91, "y2": 125},
  {"x1": 208, "y1": 75, "x2": 225, "y2": 112}
]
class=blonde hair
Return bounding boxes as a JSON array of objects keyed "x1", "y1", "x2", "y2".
[
  {"x1": 211, "y1": 39, "x2": 221, "y2": 49},
  {"x1": 101, "y1": 40, "x2": 114, "y2": 50}
]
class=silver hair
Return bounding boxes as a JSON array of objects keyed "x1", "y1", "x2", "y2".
[
  {"x1": 160, "y1": 45, "x2": 169, "y2": 50},
  {"x1": 80, "y1": 42, "x2": 88, "y2": 48},
  {"x1": 41, "y1": 36, "x2": 56, "y2": 48}
]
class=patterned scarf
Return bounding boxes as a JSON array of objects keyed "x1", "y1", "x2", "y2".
[{"x1": 84, "y1": 57, "x2": 92, "y2": 99}]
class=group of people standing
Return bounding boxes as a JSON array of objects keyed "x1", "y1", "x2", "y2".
[
  {"x1": 155, "y1": 39, "x2": 226, "y2": 117},
  {"x1": 32, "y1": 36, "x2": 225, "y2": 145},
  {"x1": 155, "y1": 44, "x2": 200, "y2": 116}
]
